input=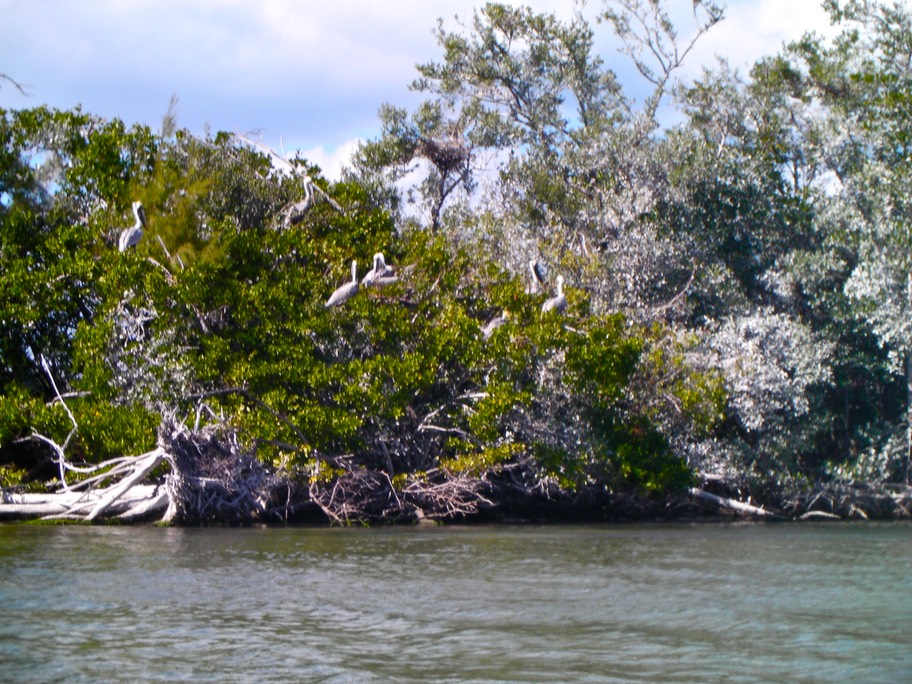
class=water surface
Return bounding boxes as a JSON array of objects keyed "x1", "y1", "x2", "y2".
[{"x1": 0, "y1": 523, "x2": 909, "y2": 682}]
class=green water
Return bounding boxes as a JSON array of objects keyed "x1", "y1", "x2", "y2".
[{"x1": 0, "y1": 523, "x2": 909, "y2": 682}]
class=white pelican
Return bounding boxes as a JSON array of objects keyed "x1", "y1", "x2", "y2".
[
  {"x1": 118, "y1": 201, "x2": 145, "y2": 252},
  {"x1": 361, "y1": 252, "x2": 398, "y2": 287},
  {"x1": 541, "y1": 275, "x2": 566, "y2": 314},
  {"x1": 325, "y1": 260, "x2": 359, "y2": 308}
]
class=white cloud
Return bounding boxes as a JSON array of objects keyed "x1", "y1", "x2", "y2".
[
  {"x1": 297, "y1": 138, "x2": 363, "y2": 180},
  {"x1": 0, "y1": 0, "x2": 838, "y2": 161},
  {"x1": 689, "y1": 0, "x2": 835, "y2": 76}
]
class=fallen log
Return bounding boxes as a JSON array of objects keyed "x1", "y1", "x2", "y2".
[
  {"x1": 0, "y1": 484, "x2": 166, "y2": 521},
  {"x1": 117, "y1": 488, "x2": 169, "y2": 522},
  {"x1": 0, "y1": 411, "x2": 285, "y2": 524},
  {"x1": 690, "y1": 487, "x2": 781, "y2": 519},
  {"x1": 0, "y1": 502, "x2": 73, "y2": 518},
  {"x1": 86, "y1": 448, "x2": 165, "y2": 521},
  {"x1": 799, "y1": 510, "x2": 842, "y2": 521}
]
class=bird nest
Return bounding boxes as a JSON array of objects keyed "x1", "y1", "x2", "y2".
[{"x1": 415, "y1": 137, "x2": 469, "y2": 173}]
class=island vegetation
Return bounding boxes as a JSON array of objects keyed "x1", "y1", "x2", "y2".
[{"x1": 2, "y1": 0, "x2": 912, "y2": 524}]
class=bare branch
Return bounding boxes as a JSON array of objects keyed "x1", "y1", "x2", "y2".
[
  {"x1": 0, "y1": 73, "x2": 28, "y2": 95},
  {"x1": 601, "y1": 0, "x2": 725, "y2": 120}
]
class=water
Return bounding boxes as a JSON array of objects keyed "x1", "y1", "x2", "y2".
[{"x1": 0, "y1": 523, "x2": 909, "y2": 683}]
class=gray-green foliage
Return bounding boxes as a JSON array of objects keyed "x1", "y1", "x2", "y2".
[
  {"x1": 0, "y1": 101, "x2": 713, "y2": 503},
  {"x1": 349, "y1": 0, "x2": 912, "y2": 487},
  {"x1": 5, "y1": 0, "x2": 912, "y2": 507},
  {"x1": 777, "y1": 0, "x2": 912, "y2": 481}
]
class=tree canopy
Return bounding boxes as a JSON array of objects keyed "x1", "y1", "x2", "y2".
[{"x1": 3, "y1": 0, "x2": 912, "y2": 522}]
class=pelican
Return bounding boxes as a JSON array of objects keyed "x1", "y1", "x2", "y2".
[
  {"x1": 361, "y1": 252, "x2": 398, "y2": 287},
  {"x1": 481, "y1": 310, "x2": 509, "y2": 339},
  {"x1": 302, "y1": 175, "x2": 315, "y2": 207},
  {"x1": 304, "y1": 174, "x2": 344, "y2": 213},
  {"x1": 279, "y1": 178, "x2": 314, "y2": 228},
  {"x1": 279, "y1": 175, "x2": 346, "y2": 229},
  {"x1": 541, "y1": 275, "x2": 566, "y2": 314},
  {"x1": 325, "y1": 260, "x2": 359, "y2": 307},
  {"x1": 118, "y1": 201, "x2": 145, "y2": 252},
  {"x1": 527, "y1": 259, "x2": 546, "y2": 294}
]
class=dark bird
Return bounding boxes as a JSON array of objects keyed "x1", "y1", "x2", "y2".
[{"x1": 527, "y1": 259, "x2": 546, "y2": 294}]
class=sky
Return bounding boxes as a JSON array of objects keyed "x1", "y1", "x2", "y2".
[{"x1": 1, "y1": 0, "x2": 836, "y2": 179}]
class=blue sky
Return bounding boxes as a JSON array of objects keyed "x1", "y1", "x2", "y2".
[{"x1": 1, "y1": 0, "x2": 834, "y2": 178}]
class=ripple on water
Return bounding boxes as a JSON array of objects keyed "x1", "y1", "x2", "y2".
[{"x1": 0, "y1": 523, "x2": 910, "y2": 682}]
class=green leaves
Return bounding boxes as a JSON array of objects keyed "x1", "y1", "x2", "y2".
[
  {"x1": 0, "y1": 101, "x2": 730, "y2": 506},
  {"x1": 565, "y1": 315, "x2": 642, "y2": 407}
]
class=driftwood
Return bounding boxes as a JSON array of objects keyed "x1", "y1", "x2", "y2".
[
  {"x1": 800, "y1": 510, "x2": 841, "y2": 521},
  {"x1": 86, "y1": 448, "x2": 165, "y2": 521},
  {"x1": 0, "y1": 362, "x2": 499, "y2": 525},
  {"x1": 0, "y1": 375, "x2": 288, "y2": 523},
  {"x1": 160, "y1": 417, "x2": 283, "y2": 524},
  {"x1": 690, "y1": 480, "x2": 912, "y2": 521},
  {"x1": 788, "y1": 482, "x2": 912, "y2": 520},
  {"x1": 4, "y1": 358, "x2": 912, "y2": 525},
  {"x1": 689, "y1": 487, "x2": 781, "y2": 519},
  {"x1": 306, "y1": 462, "x2": 495, "y2": 525},
  {"x1": 1, "y1": 484, "x2": 168, "y2": 520}
]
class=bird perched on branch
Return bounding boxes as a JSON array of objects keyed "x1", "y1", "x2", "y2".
[
  {"x1": 481, "y1": 310, "x2": 509, "y2": 339},
  {"x1": 118, "y1": 201, "x2": 146, "y2": 252},
  {"x1": 527, "y1": 259, "x2": 546, "y2": 294},
  {"x1": 278, "y1": 175, "x2": 345, "y2": 229},
  {"x1": 361, "y1": 252, "x2": 398, "y2": 287},
  {"x1": 541, "y1": 275, "x2": 566, "y2": 314},
  {"x1": 325, "y1": 260, "x2": 359, "y2": 308}
]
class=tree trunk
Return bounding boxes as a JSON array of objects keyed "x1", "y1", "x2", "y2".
[
  {"x1": 906, "y1": 346, "x2": 912, "y2": 484},
  {"x1": 906, "y1": 273, "x2": 912, "y2": 484}
]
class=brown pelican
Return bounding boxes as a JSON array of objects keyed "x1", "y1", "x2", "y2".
[
  {"x1": 325, "y1": 260, "x2": 359, "y2": 307},
  {"x1": 541, "y1": 275, "x2": 566, "y2": 314},
  {"x1": 361, "y1": 252, "x2": 398, "y2": 287},
  {"x1": 481, "y1": 310, "x2": 509, "y2": 338},
  {"x1": 526, "y1": 259, "x2": 546, "y2": 294},
  {"x1": 279, "y1": 177, "x2": 315, "y2": 228},
  {"x1": 304, "y1": 174, "x2": 344, "y2": 213},
  {"x1": 118, "y1": 201, "x2": 145, "y2": 252},
  {"x1": 278, "y1": 175, "x2": 345, "y2": 229},
  {"x1": 302, "y1": 175, "x2": 315, "y2": 206}
]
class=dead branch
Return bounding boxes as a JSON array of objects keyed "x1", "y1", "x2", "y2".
[
  {"x1": 0, "y1": 73, "x2": 28, "y2": 95},
  {"x1": 86, "y1": 448, "x2": 166, "y2": 521},
  {"x1": 36, "y1": 355, "x2": 79, "y2": 490},
  {"x1": 233, "y1": 133, "x2": 344, "y2": 222},
  {"x1": 690, "y1": 487, "x2": 781, "y2": 519},
  {"x1": 159, "y1": 415, "x2": 284, "y2": 524},
  {"x1": 306, "y1": 464, "x2": 495, "y2": 525}
]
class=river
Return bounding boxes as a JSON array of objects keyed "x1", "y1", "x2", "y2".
[{"x1": 0, "y1": 522, "x2": 909, "y2": 682}]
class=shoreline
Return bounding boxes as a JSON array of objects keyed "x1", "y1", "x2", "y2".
[{"x1": 4, "y1": 478, "x2": 909, "y2": 525}]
